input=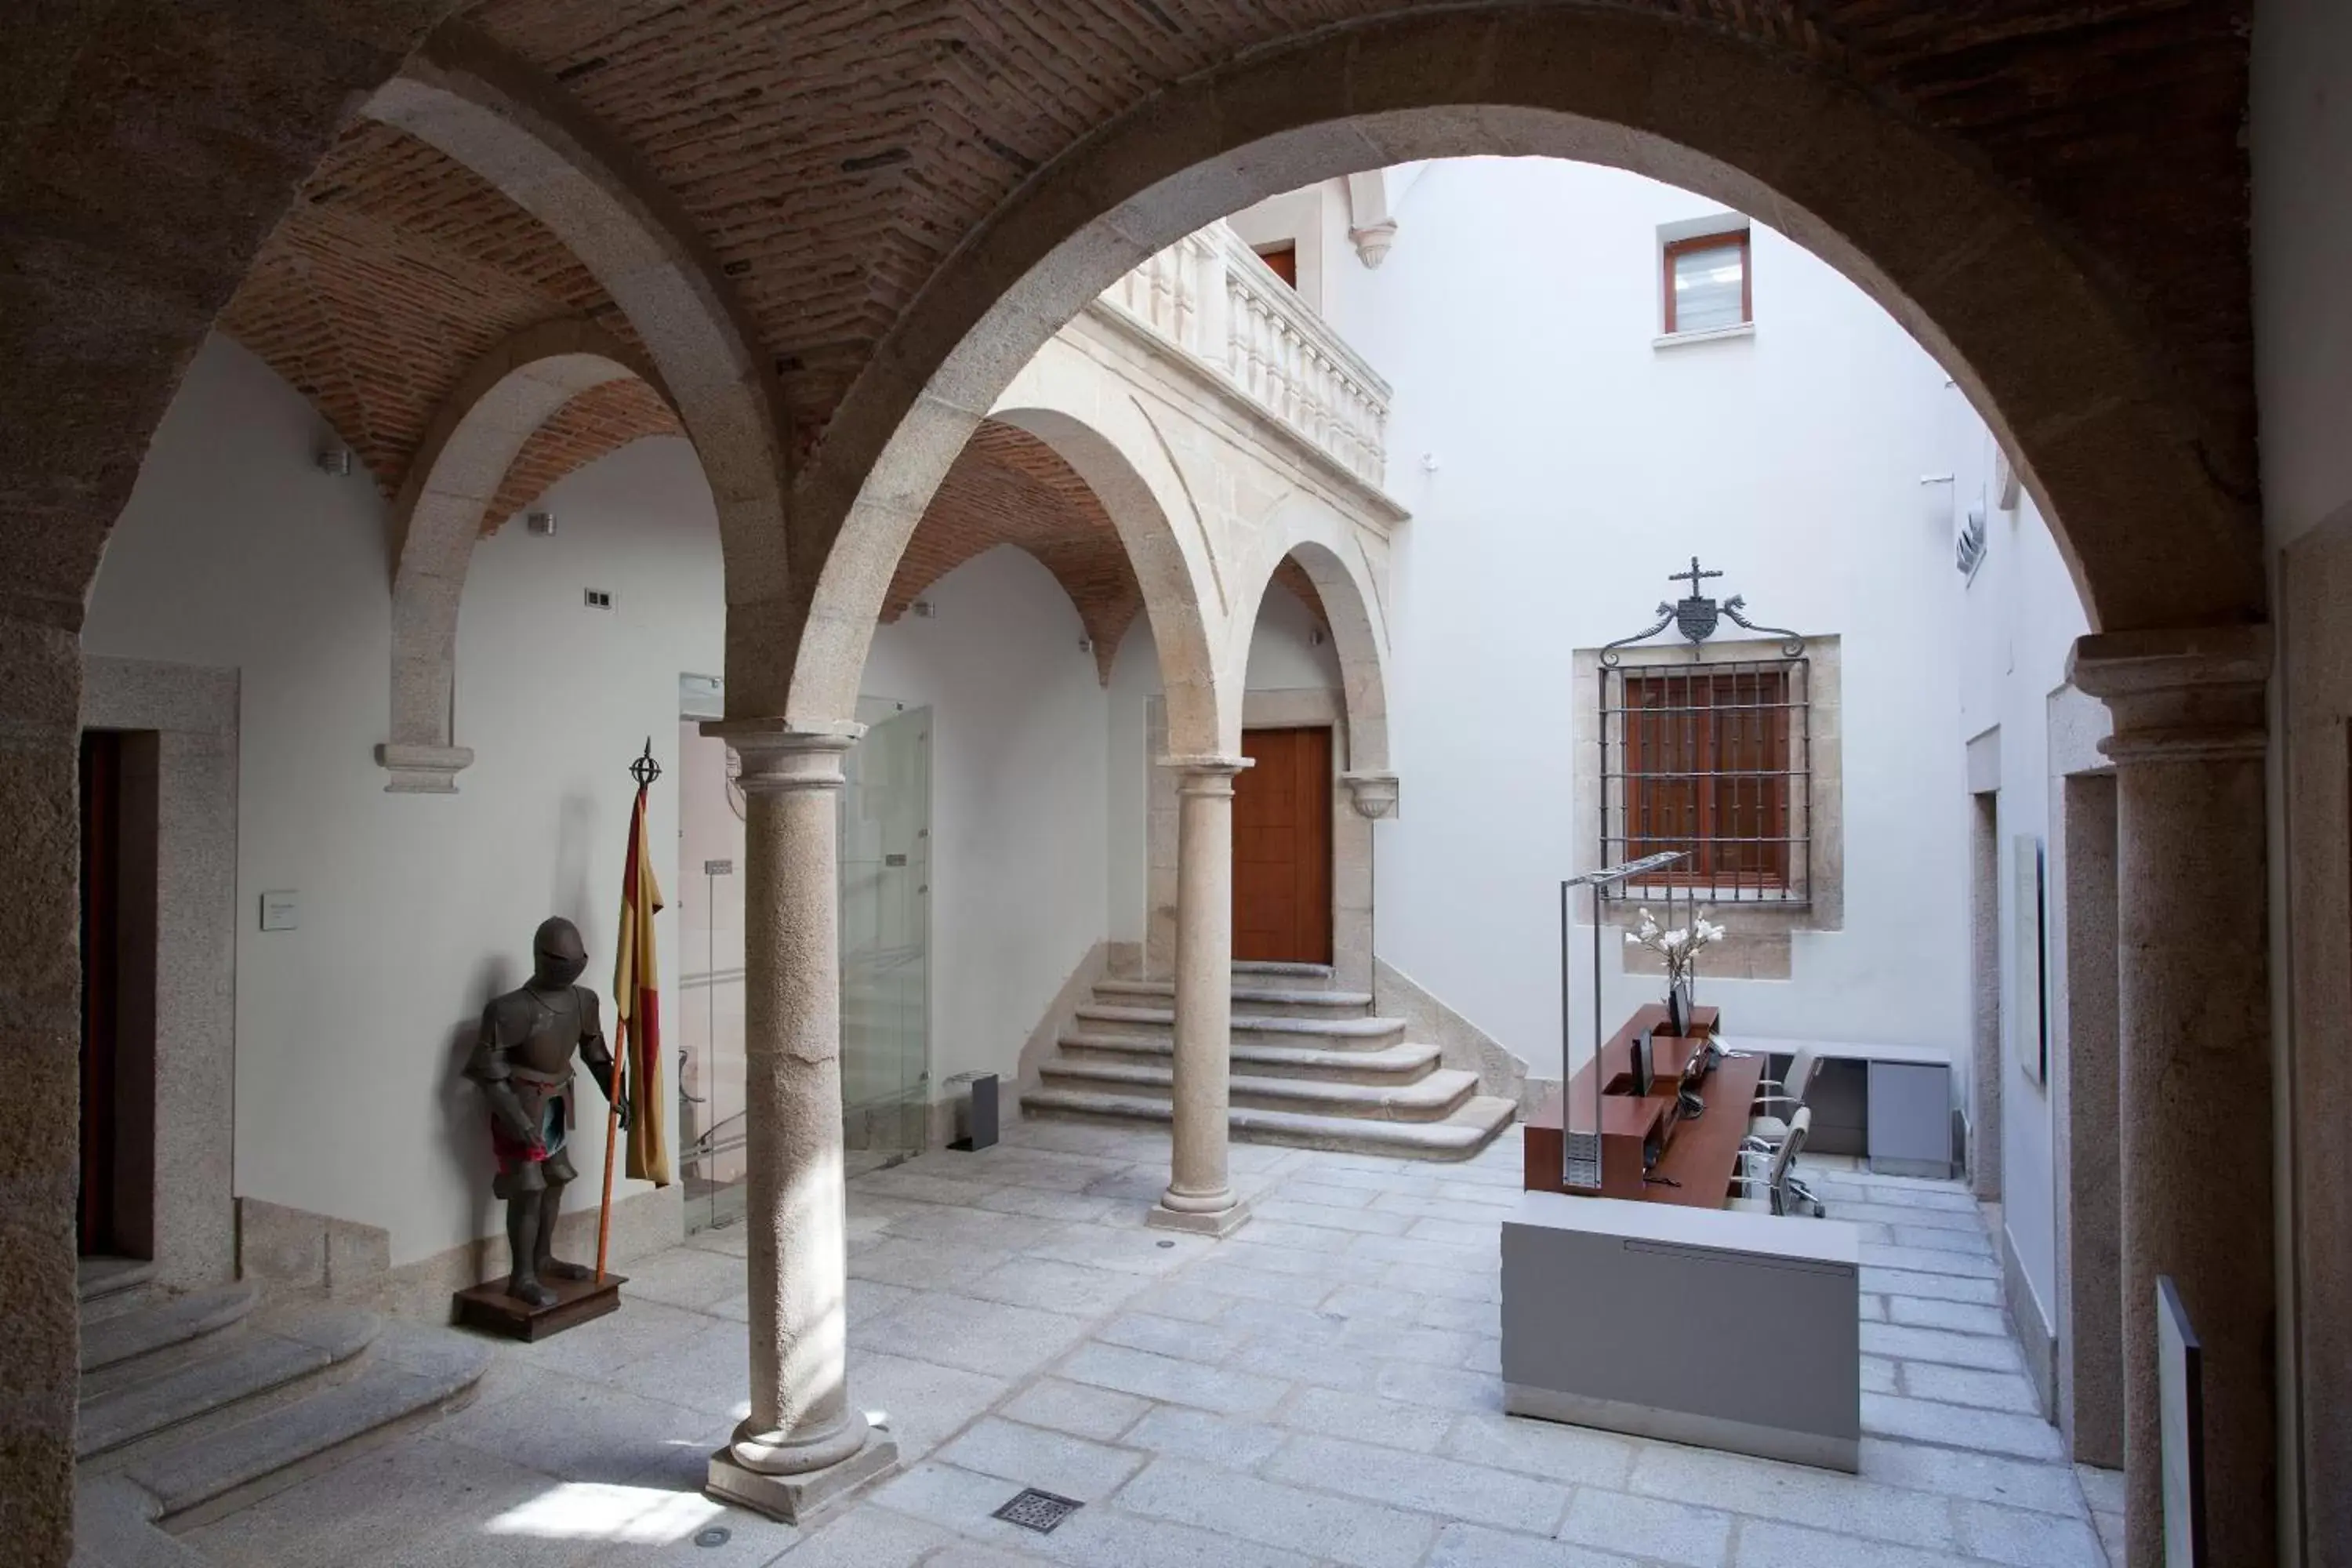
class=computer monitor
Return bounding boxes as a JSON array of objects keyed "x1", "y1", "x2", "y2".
[{"x1": 1631, "y1": 1030, "x2": 1654, "y2": 1097}]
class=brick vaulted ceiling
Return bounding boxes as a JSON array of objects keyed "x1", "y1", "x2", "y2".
[
  {"x1": 219, "y1": 106, "x2": 1326, "y2": 652},
  {"x1": 881, "y1": 419, "x2": 1328, "y2": 681},
  {"x1": 456, "y1": 0, "x2": 2252, "y2": 462},
  {"x1": 214, "y1": 0, "x2": 2250, "y2": 608},
  {"x1": 219, "y1": 120, "x2": 671, "y2": 506}
]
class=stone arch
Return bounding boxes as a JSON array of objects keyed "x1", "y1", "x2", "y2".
[
  {"x1": 365, "y1": 23, "x2": 797, "y2": 713},
  {"x1": 376, "y1": 319, "x2": 672, "y2": 791},
  {"x1": 793, "y1": 2, "x2": 2263, "y2": 686},
  {"x1": 1227, "y1": 499, "x2": 1393, "y2": 789},
  {"x1": 797, "y1": 332, "x2": 1229, "y2": 757}
]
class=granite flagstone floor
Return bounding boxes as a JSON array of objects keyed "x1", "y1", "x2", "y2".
[{"x1": 180, "y1": 1119, "x2": 2123, "y2": 1568}]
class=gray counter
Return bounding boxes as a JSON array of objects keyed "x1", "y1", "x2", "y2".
[{"x1": 1501, "y1": 1190, "x2": 1862, "y2": 1470}]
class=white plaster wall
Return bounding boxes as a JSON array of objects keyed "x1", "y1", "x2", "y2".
[
  {"x1": 1947, "y1": 397, "x2": 2092, "y2": 1330},
  {"x1": 860, "y1": 545, "x2": 1113, "y2": 1087},
  {"x1": 85, "y1": 341, "x2": 1126, "y2": 1267},
  {"x1": 85, "y1": 335, "x2": 716, "y2": 1268},
  {"x1": 1313, "y1": 158, "x2": 1973, "y2": 1082}
]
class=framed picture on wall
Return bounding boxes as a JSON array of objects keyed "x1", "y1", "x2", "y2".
[{"x1": 2013, "y1": 833, "x2": 2049, "y2": 1085}]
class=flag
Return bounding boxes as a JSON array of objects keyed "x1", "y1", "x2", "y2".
[{"x1": 615, "y1": 780, "x2": 671, "y2": 1186}]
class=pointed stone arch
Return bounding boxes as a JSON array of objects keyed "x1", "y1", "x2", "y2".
[
  {"x1": 376, "y1": 319, "x2": 672, "y2": 790},
  {"x1": 365, "y1": 23, "x2": 796, "y2": 713}
]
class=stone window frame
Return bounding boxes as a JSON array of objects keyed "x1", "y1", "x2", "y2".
[
  {"x1": 1145, "y1": 687, "x2": 1374, "y2": 993},
  {"x1": 1573, "y1": 636, "x2": 1842, "y2": 982}
]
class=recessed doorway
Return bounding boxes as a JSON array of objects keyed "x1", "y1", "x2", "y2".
[
  {"x1": 1233, "y1": 726, "x2": 1334, "y2": 965},
  {"x1": 78, "y1": 728, "x2": 158, "y2": 1264}
]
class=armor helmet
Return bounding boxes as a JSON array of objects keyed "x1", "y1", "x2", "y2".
[{"x1": 532, "y1": 917, "x2": 589, "y2": 989}]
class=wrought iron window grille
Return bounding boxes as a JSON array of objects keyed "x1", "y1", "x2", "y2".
[{"x1": 1595, "y1": 558, "x2": 1813, "y2": 909}]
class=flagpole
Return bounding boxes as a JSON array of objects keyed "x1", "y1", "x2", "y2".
[
  {"x1": 601, "y1": 740, "x2": 668, "y2": 1287},
  {"x1": 597, "y1": 1013, "x2": 625, "y2": 1284}
]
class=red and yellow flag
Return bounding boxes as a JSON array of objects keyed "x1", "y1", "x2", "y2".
[{"x1": 615, "y1": 782, "x2": 671, "y2": 1186}]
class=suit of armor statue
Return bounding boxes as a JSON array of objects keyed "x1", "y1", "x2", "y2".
[{"x1": 466, "y1": 918, "x2": 628, "y2": 1307}]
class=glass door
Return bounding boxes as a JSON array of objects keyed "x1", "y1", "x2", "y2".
[{"x1": 838, "y1": 699, "x2": 931, "y2": 1176}]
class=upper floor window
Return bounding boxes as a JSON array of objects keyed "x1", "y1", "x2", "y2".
[
  {"x1": 1254, "y1": 241, "x2": 1299, "y2": 289},
  {"x1": 1662, "y1": 230, "x2": 1751, "y2": 336}
]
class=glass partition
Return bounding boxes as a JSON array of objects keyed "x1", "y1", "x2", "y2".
[
  {"x1": 838, "y1": 699, "x2": 931, "y2": 1177},
  {"x1": 676, "y1": 707, "x2": 746, "y2": 1233},
  {"x1": 673, "y1": 689, "x2": 933, "y2": 1236}
]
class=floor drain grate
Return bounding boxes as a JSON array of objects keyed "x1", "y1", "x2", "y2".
[{"x1": 992, "y1": 1487, "x2": 1083, "y2": 1534}]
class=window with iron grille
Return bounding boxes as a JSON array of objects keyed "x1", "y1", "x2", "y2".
[{"x1": 1599, "y1": 655, "x2": 1811, "y2": 906}]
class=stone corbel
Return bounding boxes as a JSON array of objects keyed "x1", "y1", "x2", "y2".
[
  {"x1": 1345, "y1": 172, "x2": 1398, "y2": 269},
  {"x1": 1341, "y1": 771, "x2": 1399, "y2": 818},
  {"x1": 1348, "y1": 220, "x2": 1398, "y2": 269},
  {"x1": 376, "y1": 742, "x2": 474, "y2": 794}
]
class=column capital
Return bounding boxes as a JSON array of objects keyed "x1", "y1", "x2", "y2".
[
  {"x1": 2067, "y1": 626, "x2": 2270, "y2": 764},
  {"x1": 1159, "y1": 753, "x2": 1253, "y2": 796},
  {"x1": 702, "y1": 718, "x2": 864, "y2": 793}
]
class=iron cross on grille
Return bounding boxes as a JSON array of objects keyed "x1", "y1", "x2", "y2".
[
  {"x1": 1668, "y1": 557, "x2": 1722, "y2": 599},
  {"x1": 1599, "y1": 557, "x2": 1805, "y2": 664}
]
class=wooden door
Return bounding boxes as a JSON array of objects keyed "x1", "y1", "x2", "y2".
[{"x1": 1232, "y1": 727, "x2": 1333, "y2": 964}]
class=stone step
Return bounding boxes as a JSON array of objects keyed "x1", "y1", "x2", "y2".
[
  {"x1": 78, "y1": 1308, "x2": 379, "y2": 1460},
  {"x1": 1071, "y1": 1004, "x2": 1405, "y2": 1047},
  {"x1": 81, "y1": 1283, "x2": 261, "y2": 1375},
  {"x1": 1039, "y1": 1058, "x2": 1480, "y2": 1122},
  {"x1": 78, "y1": 1259, "x2": 165, "y2": 1327},
  {"x1": 79, "y1": 1257, "x2": 158, "y2": 1305},
  {"x1": 1019, "y1": 1086, "x2": 1518, "y2": 1160},
  {"x1": 1058, "y1": 1032, "x2": 1442, "y2": 1083},
  {"x1": 1093, "y1": 978, "x2": 1374, "y2": 1017},
  {"x1": 122, "y1": 1321, "x2": 490, "y2": 1525},
  {"x1": 1232, "y1": 960, "x2": 1335, "y2": 985}
]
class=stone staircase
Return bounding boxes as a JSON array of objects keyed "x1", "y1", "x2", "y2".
[
  {"x1": 1022, "y1": 961, "x2": 1517, "y2": 1159},
  {"x1": 72, "y1": 1258, "x2": 491, "y2": 1564}
]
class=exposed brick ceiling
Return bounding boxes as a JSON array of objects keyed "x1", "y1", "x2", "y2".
[
  {"x1": 482, "y1": 378, "x2": 682, "y2": 534},
  {"x1": 219, "y1": 120, "x2": 659, "y2": 497},
  {"x1": 887, "y1": 420, "x2": 1143, "y2": 682},
  {"x1": 885, "y1": 419, "x2": 1327, "y2": 681},
  {"x1": 203, "y1": 0, "x2": 2249, "y2": 635},
  {"x1": 454, "y1": 0, "x2": 2250, "y2": 464}
]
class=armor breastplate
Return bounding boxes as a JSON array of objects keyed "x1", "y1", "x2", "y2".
[{"x1": 510, "y1": 987, "x2": 583, "y2": 1078}]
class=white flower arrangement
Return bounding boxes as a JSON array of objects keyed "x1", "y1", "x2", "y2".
[{"x1": 1624, "y1": 908, "x2": 1726, "y2": 989}]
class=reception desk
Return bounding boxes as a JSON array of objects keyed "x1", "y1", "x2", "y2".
[
  {"x1": 1501, "y1": 1189, "x2": 1862, "y2": 1469},
  {"x1": 1523, "y1": 1004, "x2": 1761, "y2": 1207}
]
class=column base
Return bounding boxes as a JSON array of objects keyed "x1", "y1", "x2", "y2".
[
  {"x1": 1146, "y1": 1196, "x2": 1254, "y2": 1237},
  {"x1": 706, "y1": 1426, "x2": 898, "y2": 1524}
]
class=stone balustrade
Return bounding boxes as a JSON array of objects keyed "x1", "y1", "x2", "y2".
[{"x1": 1100, "y1": 221, "x2": 1392, "y2": 488}]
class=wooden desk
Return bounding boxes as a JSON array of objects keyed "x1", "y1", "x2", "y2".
[{"x1": 1525, "y1": 1004, "x2": 1764, "y2": 1208}]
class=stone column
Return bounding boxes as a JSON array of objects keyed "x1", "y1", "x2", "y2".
[
  {"x1": 0, "y1": 614, "x2": 85, "y2": 1568},
  {"x1": 702, "y1": 720, "x2": 897, "y2": 1520},
  {"x1": 2067, "y1": 627, "x2": 2273, "y2": 1568},
  {"x1": 1148, "y1": 754, "x2": 1253, "y2": 1237}
]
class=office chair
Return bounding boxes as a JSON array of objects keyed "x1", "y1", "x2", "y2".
[
  {"x1": 1730, "y1": 1106, "x2": 1824, "y2": 1217},
  {"x1": 1747, "y1": 1045, "x2": 1818, "y2": 1146}
]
